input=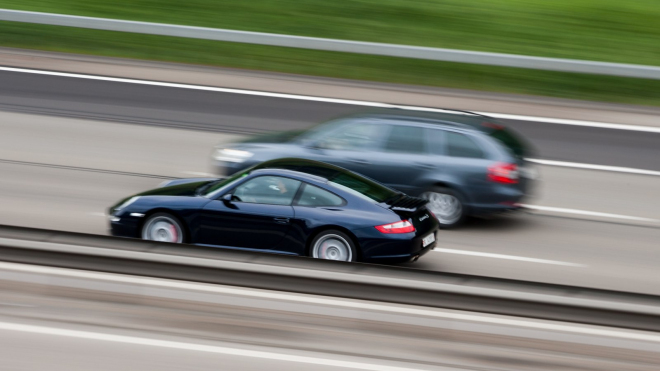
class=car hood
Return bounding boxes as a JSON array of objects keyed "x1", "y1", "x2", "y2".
[
  {"x1": 110, "y1": 179, "x2": 214, "y2": 212},
  {"x1": 139, "y1": 179, "x2": 214, "y2": 197}
]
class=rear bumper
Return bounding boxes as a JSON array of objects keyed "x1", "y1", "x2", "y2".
[
  {"x1": 465, "y1": 178, "x2": 535, "y2": 216},
  {"x1": 355, "y1": 228, "x2": 438, "y2": 264}
]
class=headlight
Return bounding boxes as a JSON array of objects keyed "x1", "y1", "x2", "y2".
[
  {"x1": 113, "y1": 196, "x2": 140, "y2": 213},
  {"x1": 212, "y1": 148, "x2": 254, "y2": 163}
]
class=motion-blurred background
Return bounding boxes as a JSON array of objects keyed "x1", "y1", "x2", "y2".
[{"x1": 0, "y1": 1, "x2": 659, "y2": 370}]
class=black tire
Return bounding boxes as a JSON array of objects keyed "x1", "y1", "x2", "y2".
[
  {"x1": 141, "y1": 212, "x2": 186, "y2": 243},
  {"x1": 420, "y1": 187, "x2": 466, "y2": 229},
  {"x1": 309, "y1": 230, "x2": 358, "y2": 262}
]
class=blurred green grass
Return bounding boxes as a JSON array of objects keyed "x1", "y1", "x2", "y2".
[
  {"x1": 1, "y1": 0, "x2": 660, "y2": 106},
  {"x1": 2, "y1": 0, "x2": 659, "y2": 65}
]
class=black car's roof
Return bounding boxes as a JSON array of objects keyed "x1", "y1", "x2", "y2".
[
  {"x1": 251, "y1": 158, "x2": 363, "y2": 183},
  {"x1": 248, "y1": 158, "x2": 402, "y2": 204},
  {"x1": 250, "y1": 168, "x2": 328, "y2": 183}
]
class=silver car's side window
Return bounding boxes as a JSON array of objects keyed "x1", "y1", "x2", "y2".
[
  {"x1": 426, "y1": 128, "x2": 446, "y2": 155},
  {"x1": 317, "y1": 122, "x2": 383, "y2": 151},
  {"x1": 446, "y1": 132, "x2": 485, "y2": 159},
  {"x1": 383, "y1": 125, "x2": 426, "y2": 154}
]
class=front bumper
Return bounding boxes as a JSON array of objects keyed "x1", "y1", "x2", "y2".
[{"x1": 108, "y1": 214, "x2": 141, "y2": 238}]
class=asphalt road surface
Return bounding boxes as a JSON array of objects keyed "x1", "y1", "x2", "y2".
[
  {"x1": 0, "y1": 263, "x2": 657, "y2": 371},
  {"x1": 2, "y1": 70, "x2": 660, "y2": 170},
  {"x1": 0, "y1": 70, "x2": 659, "y2": 295}
]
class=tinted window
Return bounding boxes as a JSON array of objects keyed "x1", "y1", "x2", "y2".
[
  {"x1": 232, "y1": 176, "x2": 301, "y2": 205},
  {"x1": 384, "y1": 125, "x2": 426, "y2": 154},
  {"x1": 329, "y1": 173, "x2": 398, "y2": 203},
  {"x1": 317, "y1": 122, "x2": 382, "y2": 151},
  {"x1": 446, "y1": 132, "x2": 485, "y2": 159},
  {"x1": 426, "y1": 128, "x2": 445, "y2": 155},
  {"x1": 487, "y1": 127, "x2": 527, "y2": 158},
  {"x1": 296, "y1": 184, "x2": 344, "y2": 206},
  {"x1": 201, "y1": 170, "x2": 250, "y2": 197},
  {"x1": 234, "y1": 158, "x2": 399, "y2": 204}
]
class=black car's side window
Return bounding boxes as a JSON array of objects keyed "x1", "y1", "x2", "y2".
[
  {"x1": 446, "y1": 131, "x2": 485, "y2": 159},
  {"x1": 383, "y1": 125, "x2": 426, "y2": 154},
  {"x1": 232, "y1": 176, "x2": 301, "y2": 205},
  {"x1": 295, "y1": 184, "x2": 344, "y2": 207}
]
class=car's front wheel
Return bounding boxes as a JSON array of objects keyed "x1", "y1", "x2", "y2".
[
  {"x1": 141, "y1": 213, "x2": 185, "y2": 243},
  {"x1": 310, "y1": 230, "x2": 357, "y2": 262},
  {"x1": 420, "y1": 187, "x2": 465, "y2": 228}
]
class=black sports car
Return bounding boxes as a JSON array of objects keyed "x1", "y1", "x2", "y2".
[{"x1": 109, "y1": 158, "x2": 439, "y2": 263}]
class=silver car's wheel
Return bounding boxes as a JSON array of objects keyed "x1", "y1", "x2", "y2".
[
  {"x1": 421, "y1": 190, "x2": 463, "y2": 226},
  {"x1": 312, "y1": 232, "x2": 354, "y2": 262},
  {"x1": 141, "y1": 214, "x2": 184, "y2": 243}
]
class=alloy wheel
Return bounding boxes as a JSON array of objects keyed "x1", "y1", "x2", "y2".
[
  {"x1": 312, "y1": 234, "x2": 353, "y2": 261},
  {"x1": 420, "y1": 191, "x2": 463, "y2": 226},
  {"x1": 142, "y1": 215, "x2": 183, "y2": 243}
]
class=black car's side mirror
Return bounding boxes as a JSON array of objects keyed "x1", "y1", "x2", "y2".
[{"x1": 222, "y1": 193, "x2": 233, "y2": 203}]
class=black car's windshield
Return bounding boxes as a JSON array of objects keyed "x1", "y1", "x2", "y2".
[
  {"x1": 328, "y1": 173, "x2": 399, "y2": 203},
  {"x1": 199, "y1": 171, "x2": 249, "y2": 197}
]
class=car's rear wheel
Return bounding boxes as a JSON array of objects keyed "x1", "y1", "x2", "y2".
[
  {"x1": 420, "y1": 187, "x2": 465, "y2": 228},
  {"x1": 141, "y1": 213, "x2": 185, "y2": 243},
  {"x1": 310, "y1": 230, "x2": 356, "y2": 262}
]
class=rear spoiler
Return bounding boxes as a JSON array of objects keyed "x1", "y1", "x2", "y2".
[{"x1": 384, "y1": 195, "x2": 428, "y2": 212}]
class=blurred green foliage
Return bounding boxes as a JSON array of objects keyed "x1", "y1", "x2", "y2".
[
  {"x1": 1, "y1": 0, "x2": 659, "y2": 105},
  {"x1": 2, "y1": 0, "x2": 659, "y2": 64}
]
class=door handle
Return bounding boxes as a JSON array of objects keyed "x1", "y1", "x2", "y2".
[
  {"x1": 273, "y1": 217, "x2": 290, "y2": 224},
  {"x1": 348, "y1": 158, "x2": 370, "y2": 165}
]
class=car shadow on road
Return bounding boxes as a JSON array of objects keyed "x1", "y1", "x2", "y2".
[
  {"x1": 394, "y1": 211, "x2": 536, "y2": 270},
  {"x1": 459, "y1": 211, "x2": 536, "y2": 232}
]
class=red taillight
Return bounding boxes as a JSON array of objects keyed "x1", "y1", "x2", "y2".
[
  {"x1": 488, "y1": 162, "x2": 518, "y2": 184},
  {"x1": 375, "y1": 220, "x2": 415, "y2": 234}
]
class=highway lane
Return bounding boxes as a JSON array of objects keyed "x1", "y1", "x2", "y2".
[
  {"x1": 0, "y1": 263, "x2": 657, "y2": 371},
  {"x1": 2, "y1": 70, "x2": 660, "y2": 171},
  {"x1": 1, "y1": 111, "x2": 659, "y2": 294}
]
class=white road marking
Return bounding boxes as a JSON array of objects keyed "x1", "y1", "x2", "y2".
[
  {"x1": 521, "y1": 204, "x2": 659, "y2": 223},
  {"x1": 1, "y1": 66, "x2": 659, "y2": 133},
  {"x1": 0, "y1": 302, "x2": 34, "y2": 307},
  {"x1": 527, "y1": 158, "x2": 660, "y2": 176},
  {"x1": 432, "y1": 248, "x2": 585, "y2": 267},
  {"x1": 87, "y1": 212, "x2": 106, "y2": 217},
  {"x1": 476, "y1": 112, "x2": 660, "y2": 133},
  {"x1": 0, "y1": 322, "x2": 431, "y2": 371},
  {"x1": 1, "y1": 261, "x2": 658, "y2": 343}
]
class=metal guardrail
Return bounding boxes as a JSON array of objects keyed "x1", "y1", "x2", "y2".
[
  {"x1": 0, "y1": 224, "x2": 659, "y2": 331},
  {"x1": 1, "y1": 9, "x2": 660, "y2": 80}
]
